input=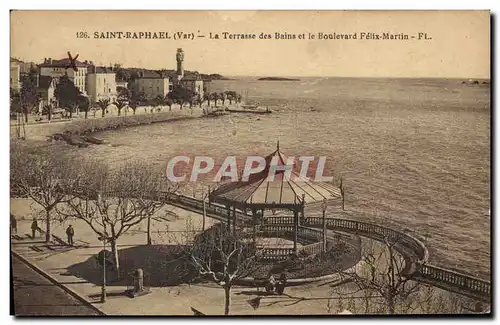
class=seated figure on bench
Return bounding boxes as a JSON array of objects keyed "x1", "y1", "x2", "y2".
[{"x1": 265, "y1": 273, "x2": 276, "y2": 293}]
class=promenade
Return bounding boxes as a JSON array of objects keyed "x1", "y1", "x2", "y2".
[
  {"x1": 11, "y1": 197, "x2": 480, "y2": 315},
  {"x1": 10, "y1": 198, "x2": 361, "y2": 315}
]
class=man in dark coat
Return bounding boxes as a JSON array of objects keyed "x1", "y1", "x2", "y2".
[
  {"x1": 10, "y1": 214, "x2": 17, "y2": 234},
  {"x1": 66, "y1": 225, "x2": 75, "y2": 246},
  {"x1": 31, "y1": 218, "x2": 38, "y2": 239}
]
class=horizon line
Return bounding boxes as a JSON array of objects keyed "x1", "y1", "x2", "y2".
[{"x1": 11, "y1": 56, "x2": 490, "y2": 80}]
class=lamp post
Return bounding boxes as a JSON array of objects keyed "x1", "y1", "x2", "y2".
[
  {"x1": 97, "y1": 192, "x2": 106, "y2": 303},
  {"x1": 339, "y1": 177, "x2": 345, "y2": 211},
  {"x1": 321, "y1": 199, "x2": 327, "y2": 254},
  {"x1": 202, "y1": 187, "x2": 207, "y2": 231},
  {"x1": 100, "y1": 235, "x2": 107, "y2": 303}
]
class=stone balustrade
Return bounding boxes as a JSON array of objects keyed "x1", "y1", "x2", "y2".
[{"x1": 65, "y1": 190, "x2": 491, "y2": 302}]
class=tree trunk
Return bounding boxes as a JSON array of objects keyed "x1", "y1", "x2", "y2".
[
  {"x1": 387, "y1": 296, "x2": 395, "y2": 314},
  {"x1": 102, "y1": 109, "x2": 105, "y2": 118},
  {"x1": 45, "y1": 209, "x2": 51, "y2": 243},
  {"x1": 118, "y1": 108, "x2": 121, "y2": 116},
  {"x1": 224, "y1": 284, "x2": 231, "y2": 316},
  {"x1": 111, "y1": 239, "x2": 120, "y2": 278},
  {"x1": 133, "y1": 109, "x2": 136, "y2": 115},
  {"x1": 24, "y1": 111, "x2": 28, "y2": 123},
  {"x1": 202, "y1": 199, "x2": 206, "y2": 231},
  {"x1": 48, "y1": 109, "x2": 52, "y2": 121},
  {"x1": 84, "y1": 110, "x2": 88, "y2": 119},
  {"x1": 147, "y1": 217, "x2": 152, "y2": 245},
  {"x1": 69, "y1": 109, "x2": 73, "y2": 119}
]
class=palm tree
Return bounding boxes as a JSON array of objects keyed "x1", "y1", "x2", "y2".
[
  {"x1": 210, "y1": 92, "x2": 219, "y2": 108},
  {"x1": 129, "y1": 101, "x2": 138, "y2": 115},
  {"x1": 165, "y1": 98, "x2": 174, "y2": 111},
  {"x1": 77, "y1": 95, "x2": 90, "y2": 119},
  {"x1": 113, "y1": 99, "x2": 127, "y2": 116},
  {"x1": 153, "y1": 95, "x2": 165, "y2": 111},
  {"x1": 69, "y1": 102, "x2": 79, "y2": 119},
  {"x1": 197, "y1": 94, "x2": 203, "y2": 108},
  {"x1": 42, "y1": 103, "x2": 53, "y2": 121},
  {"x1": 220, "y1": 92, "x2": 227, "y2": 106},
  {"x1": 96, "y1": 99, "x2": 110, "y2": 118},
  {"x1": 225, "y1": 91, "x2": 233, "y2": 105},
  {"x1": 203, "y1": 93, "x2": 210, "y2": 107}
]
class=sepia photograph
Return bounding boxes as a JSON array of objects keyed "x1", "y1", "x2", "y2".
[{"x1": 8, "y1": 10, "x2": 491, "y2": 316}]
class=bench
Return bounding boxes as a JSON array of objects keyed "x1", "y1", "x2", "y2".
[
  {"x1": 52, "y1": 235, "x2": 69, "y2": 246},
  {"x1": 11, "y1": 235, "x2": 23, "y2": 241},
  {"x1": 252, "y1": 277, "x2": 271, "y2": 291},
  {"x1": 29, "y1": 245, "x2": 44, "y2": 253}
]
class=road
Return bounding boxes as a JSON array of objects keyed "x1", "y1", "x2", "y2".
[{"x1": 11, "y1": 254, "x2": 101, "y2": 316}]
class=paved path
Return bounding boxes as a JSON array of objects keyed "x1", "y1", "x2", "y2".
[
  {"x1": 10, "y1": 198, "x2": 466, "y2": 315},
  {"x1": 11, "y1": 254, "x2": 100, "y2": 316}
]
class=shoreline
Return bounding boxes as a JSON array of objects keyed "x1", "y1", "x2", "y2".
[{"x1": 10, "y1": 106, "x2": 244, "y2": 142}]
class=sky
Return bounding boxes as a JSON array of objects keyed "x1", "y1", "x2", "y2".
[{"x1": 10, "y1": 10, "x2": 490, "y2": 78}]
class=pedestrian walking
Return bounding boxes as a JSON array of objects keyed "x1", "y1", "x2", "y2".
[
  {"x1": 31, "y1": 218, "x2": 39, "y2": 239},
  {"x1": 10, "y1": 214, "x2": 17, "y2": 234},
  {"x1": 66, "y1": 225, "x2": 75, "y2": 246}
]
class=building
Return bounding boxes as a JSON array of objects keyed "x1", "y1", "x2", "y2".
[
  {"x1": 11, "y1": 57, "x2": 37, "y2": 75},
  {"x1": 174, "y1": 48, "x2": 204, "y2": 98},
  {"x1": 86, "y1": 66, "x2": 117, "y2": 103},
  {"x1": 129, "y1": 70, "x2": 170, "y2": 100},
  {"x1": 37, "y1": 76, "x2": 58, "y2": 112},
  {"x1": 10, "y1": 64, "x2": 20, "y2": 91},
  {"x1": 181, "y1": 75, "x2": 204, "y2": 99},
  {"x1": 39, "y1": 58, "x2": 89, "y2": 95}
]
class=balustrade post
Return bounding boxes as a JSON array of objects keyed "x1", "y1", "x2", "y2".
[
  {"x1": 226, "y1": 205, "x2": 231, "y2": 231},
  {"x1": 293, "y1": 210, "x2": 298, "y2": 255},
  {"x1": 232, "y1": 206, "x2": 236, "y2": 236}
]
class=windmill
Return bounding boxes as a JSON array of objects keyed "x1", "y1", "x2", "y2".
[{"x1": 66, "y1": 51, "x2": 79, "y2": 72}]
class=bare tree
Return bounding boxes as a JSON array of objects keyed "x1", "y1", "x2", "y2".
[
  {"x1": 116, "y1": 163, "x2": 183, "y2": 245},
  {"x1": 408, "y1": 283, "x2": 483, "y2": 314},
  {"x1": 10, "y1": 144, "x2": 79, "y2": 243},
  {"x1": 335, "y1": 237, "x2": 420, "y2": 314},
  {"x1": 59, "y1": 161, "x2": 175, "y2": 277},
  {"x1": 187, "y1": 224, "x2": 261, "y2": 315}
]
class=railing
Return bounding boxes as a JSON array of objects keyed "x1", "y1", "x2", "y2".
[
  {"x1": 415, "y1": 264, "x2": 491, "y2": 298},
  {"x1": 300, "y1": 217, "x2": 490, "y2": 301},
  {"x1": 298, "y1": 227, "x2": 323, "y2": 243},
  {"x1": 298, "y1": 242, "x2": 323, "y2": 257},
  {"x1": 259, "y1": 248, "x2": 294, "y2": 262},
  {"x1": 62, "y1": 190, "x2": 490, "y2": 301},
  {"x1": 264, "y1": 216, "x2": 294, "y2": 225},
  {"x1": 302, "y1": 217, "x2": 429, "y2": 264}
]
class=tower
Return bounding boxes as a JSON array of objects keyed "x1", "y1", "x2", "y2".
[{"x1": 176, "y1": 48, "x2": 184, "y2": 81}]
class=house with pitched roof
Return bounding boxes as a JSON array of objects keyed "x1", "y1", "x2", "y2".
[
  {"x1": 39, "y1": 57, "x2": 89, "y2": 95},
  {"x1": 37, "y1": 75, "x2": 59, "y2": 111},
  {"x1": 129, "y1": 70, "x2": 170, "y2": 100},
  {"x1": 180, "y1": 74, "x2": 204, "y2": 99},
  {"x1": 86, "y1": 66, "x2": 117, "y2": 103}
]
